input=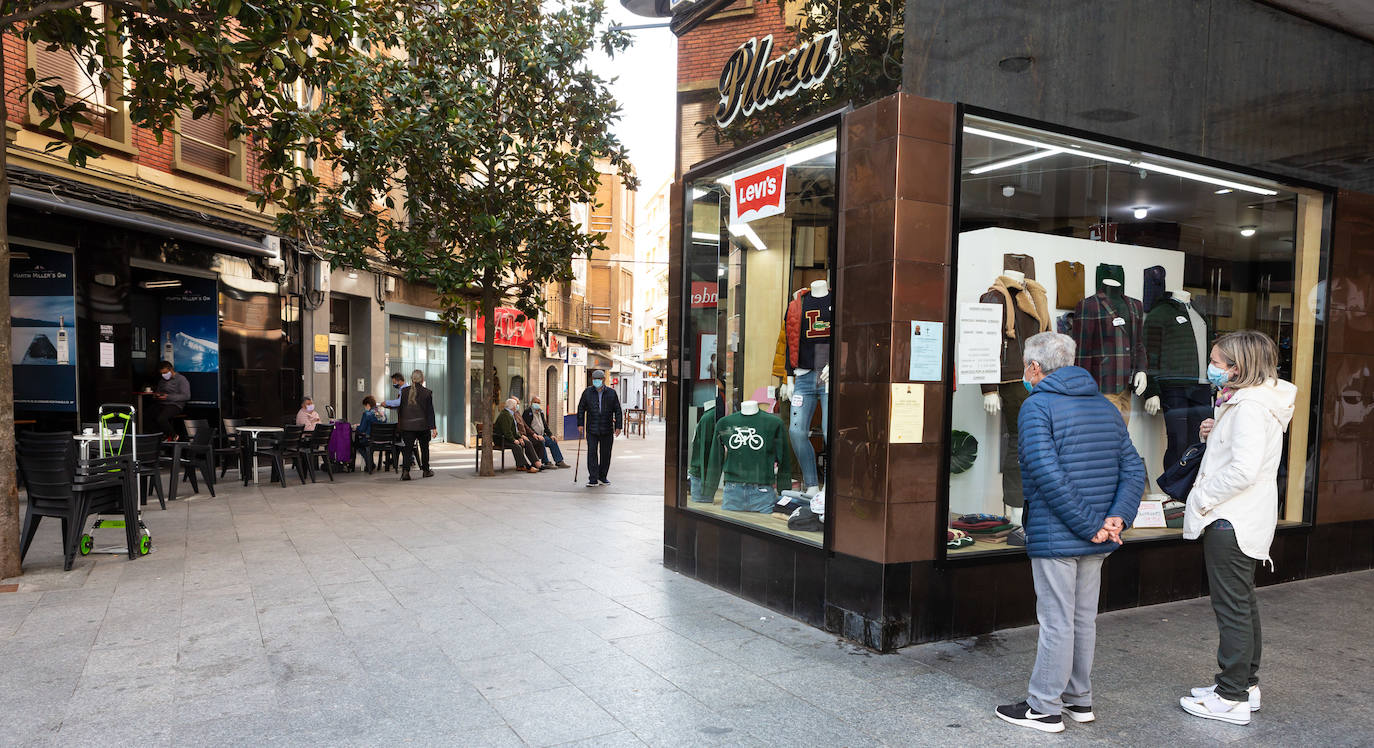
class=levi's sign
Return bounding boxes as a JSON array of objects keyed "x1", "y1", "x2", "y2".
[
  {"x1": 730, "y1": 157, "x2": 786, "y2": 224},
  {"x1": 715, "y1": 30, "x2": 840, "y2": 128}
]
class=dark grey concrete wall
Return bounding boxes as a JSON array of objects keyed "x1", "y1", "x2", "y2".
[{"x1": 903, "y1": 0, "x2": 1374, "y2": 190}]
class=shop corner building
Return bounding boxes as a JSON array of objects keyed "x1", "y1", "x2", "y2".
[{"x1": 656, "y1": 0, "x2": 1374, "y2": 650}]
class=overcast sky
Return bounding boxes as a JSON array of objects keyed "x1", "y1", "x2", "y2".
[{"x1": 587, "y1": 1, "x2": 677, "y2": 205}]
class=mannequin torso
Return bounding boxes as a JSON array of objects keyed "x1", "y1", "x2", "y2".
[{"x1": 740, "y1": 400, "x2": 759, "y2": 415}]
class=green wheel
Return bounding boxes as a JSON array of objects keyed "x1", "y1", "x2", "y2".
[
  {"x1": 137, "y1": 534, "x2": 151, "y2": 556},
  {"x1": 78, "y1": 534, "x2": 93, "y2": 556}
]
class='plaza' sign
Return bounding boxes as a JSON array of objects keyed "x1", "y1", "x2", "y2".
[{"x1": 714, "y1": 30, "x2": 840, "y2": 128}]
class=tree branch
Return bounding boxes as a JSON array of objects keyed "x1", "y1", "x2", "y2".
[{"x1": 0, "y1": 0, "x2": 86, "y2": 27}]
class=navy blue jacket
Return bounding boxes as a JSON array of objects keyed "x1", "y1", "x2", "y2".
[
  {"x1": 1018, "y1": 366, "x2": 1145, "y2": 558},
  {"x1": 577, "y1": 386, "x2": 622, "y2": 435}
]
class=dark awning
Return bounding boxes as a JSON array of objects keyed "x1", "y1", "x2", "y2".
[{"x1": 10, "y1": 185, "x2": 275, "y2": 258}]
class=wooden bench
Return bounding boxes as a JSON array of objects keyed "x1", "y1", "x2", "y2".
[{"x1": 471, "y1": 422, "x2": 507, "y2": 473}]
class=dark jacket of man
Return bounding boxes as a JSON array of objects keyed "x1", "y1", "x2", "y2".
[
  {"x1": 396, "y1": 383, "x2": 436, "y2": 432},
  {"x1": 577, "y1": 386, "x2": 622, "y2": 435},
  {"x1": 156, "y1": 372, "x2": 191, "y2": 405},
  {"x1": 493, "y1": 408, "x2": 521, "y2": 445},
  {"x1": 522, "y1": 406, "x2": 554, "y2": 438},
  {"x1": 1018, "y1": 366, "x2": 1145, "y2": 558}
]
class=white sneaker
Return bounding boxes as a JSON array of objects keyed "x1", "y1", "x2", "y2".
[
  {"x1": 1190, "y1": 683, "x2": 1260, "y2": 711},
  {"x1": 1180, "y1": 692, "x2": 1251, "y2": 725}
]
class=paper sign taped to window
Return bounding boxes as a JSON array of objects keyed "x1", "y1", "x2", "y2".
[{"x1": 889, "y1": 383, "x2": 925, "y2": 443}]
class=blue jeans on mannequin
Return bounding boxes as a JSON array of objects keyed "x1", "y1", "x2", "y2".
[{"x1": 789, "y1": 369, "x2": 828, "y2": 488}]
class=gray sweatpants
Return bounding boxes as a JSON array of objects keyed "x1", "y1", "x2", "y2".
[{"x1": 1027, "y1": 553, "x2": 1107, "y2": 715}]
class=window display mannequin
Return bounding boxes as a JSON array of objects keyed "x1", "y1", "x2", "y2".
[
  {"x1": 1142, "y1": 288, "x2": 1213, "y2": 468},
  {"x1": 687, "y1": 396, "x2": 719, "y2": 503},
  {"x1": 702, "y1": 398, "x2": 791, "y2": 513},
  {"x1": 979, "y1": 268, "x2": 1051, "y2": 512},
  {"x1": 774, "y1": 279, "x2": 831, "y2": 495},
  {"x1": 1070, "y1": 263, "x2": 1147, "y2": 421}
]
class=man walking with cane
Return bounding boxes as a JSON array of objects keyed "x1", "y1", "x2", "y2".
[{"x1": 577, "y1": 369, "x2": 622, "y2": 488}]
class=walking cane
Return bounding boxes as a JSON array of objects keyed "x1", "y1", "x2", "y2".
[{"x1": 572, "y1": 428, "x2": 583, "y2": 483}]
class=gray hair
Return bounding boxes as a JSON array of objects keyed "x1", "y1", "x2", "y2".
[
  {"x1": 1023, "y1": 332, "x2": 1075, "y2": 373},
  {"x1": 505, "y1": 397, "x2": 519, "y2": 410}
]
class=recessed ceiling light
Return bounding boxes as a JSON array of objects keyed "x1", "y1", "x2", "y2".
[
  {"x1": 1133, "y1": 207, "x2": 1149, "y2": 220},
  {"x1": 1239, "y1": 225, "x2": 1258, "y2": 237}
]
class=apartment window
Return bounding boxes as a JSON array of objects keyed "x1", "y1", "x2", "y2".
[
  {"x1": 173, "y1": 70, "x2": 246, "y2": 186},
  {"x1": 25, "y1": 4, "x2": 136, "y2": 154}
]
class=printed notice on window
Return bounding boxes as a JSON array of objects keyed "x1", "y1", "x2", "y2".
[
  {"x1": 956, "y1": 302, "x2": 1003, "y2": 385},
  {"x1": 908, "y1": 321, "x2": 943, "y2": 381},
  {"x1": 889, "y1": 383, "x2": 925, "y2": 443}
]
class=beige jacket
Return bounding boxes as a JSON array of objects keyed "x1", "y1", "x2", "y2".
[{"x1": 1184, "y1": 379, "x2": 1297, "y2": 564}]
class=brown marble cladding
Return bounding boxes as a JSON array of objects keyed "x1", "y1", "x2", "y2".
[
  {"x1": 832, "y1": 93, "x2": 955, "y2": 564},
  {"x1": 665, "y1": 179, "x2": 685, "y2": 507}
]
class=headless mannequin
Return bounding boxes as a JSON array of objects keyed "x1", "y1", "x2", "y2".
[
  {"x1": 1143, "y1": 289, "x2": 1193, "y2": 416},
  {"x1": 778, "y1": 279, "x2": 830, "y2": 496},
  {"x1": 1096, "y1": 278, "x2": 1151, "y2": 399},
  {"x1": 982, "y1": 270, "x2": 1026, "y2": 415},
  {"x1": 740, "y1": 400, "x2": 759, "y2": 416}
]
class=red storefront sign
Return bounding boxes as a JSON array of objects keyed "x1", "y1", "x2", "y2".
[
  {"x1": 473, "y1": 308, "x2": 537, "y2": 348},
  {"x1": 690, "y1": 282, "x2": 718, "y2": 308},
  {"x1": 730, "y1": 156, "x2": 786, "y2": 224}
]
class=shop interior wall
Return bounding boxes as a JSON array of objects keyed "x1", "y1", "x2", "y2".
[{"x1": 902, "y1": 0, "x2": 1374, "y2": 194}]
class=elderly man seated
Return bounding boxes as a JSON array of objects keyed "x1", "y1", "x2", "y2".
[{"x1": 493, "y1": 397, "x2": 542, "y2": 473}]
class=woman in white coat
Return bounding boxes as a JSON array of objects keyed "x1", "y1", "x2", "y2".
[{"x1": 1179, "y1": 330, "x2": 1295, "y2": 726}]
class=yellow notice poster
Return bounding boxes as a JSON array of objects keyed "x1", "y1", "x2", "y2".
[
  {"x1": 314, "y1": 334, "x2": 329, "y2": 353},
  {"x1": 889, "y1": 383, "x2": 925, "y2": 443}
]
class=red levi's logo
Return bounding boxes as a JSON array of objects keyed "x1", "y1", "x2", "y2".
[{"x1": 730, "y1": 157, "x2": 787, "y2": 224}]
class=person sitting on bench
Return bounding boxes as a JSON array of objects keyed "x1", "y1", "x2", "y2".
[{"x1": 494, "y1": 398, "x2": 542, "y2": 473}]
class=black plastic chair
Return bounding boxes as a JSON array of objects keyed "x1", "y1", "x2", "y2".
[
  {"x1": 368, "y1": 423, "x2": 399, "y2": 473},
  {"x1": 216, "y1": 418, "x2": 248, "y2": 478},
  {"x1": 251, "y1": 425, "x2": 309, "y2": 488},
  {"x1": 179, "y1": 420, "x2": 217, "y2": 497},
  {"x1": 17, "y1": 433, "x2": 133, "y2": 571},
  {"x1": 303, "y1": 422, "x2": 336, "y2": 483},
  {"x1": 133, "y1": 432, "x2": 166, "y2": 510}
]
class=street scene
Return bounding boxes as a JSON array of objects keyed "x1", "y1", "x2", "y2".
[{"x1": 3, "y1": 0, "x2": 1374, "y2": 746}]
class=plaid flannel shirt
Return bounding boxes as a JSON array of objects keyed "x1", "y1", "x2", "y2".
[{"x1": 1071, "y1": 291, "x2": 1146, "y2": 394}]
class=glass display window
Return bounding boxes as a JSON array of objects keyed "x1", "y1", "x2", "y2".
[
  {"x1": 947, "y1": 114, "x2": 1326, "y2": 558},
  {"x1": 680, "y1": 124, "x2": 838, "y2": 547}
]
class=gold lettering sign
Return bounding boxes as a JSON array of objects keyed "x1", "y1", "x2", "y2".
[{"x1": 714, "y1": 30, "x2": 840, "y2": 128}]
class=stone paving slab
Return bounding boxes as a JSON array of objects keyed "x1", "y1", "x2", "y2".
[{"x1": 4, "y1": 425, "x2": 1373, "y2": 747}]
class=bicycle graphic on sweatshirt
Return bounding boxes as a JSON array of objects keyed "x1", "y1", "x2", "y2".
[{"x1": 727, "y1": 426, "x2": 764, "y2": 451}]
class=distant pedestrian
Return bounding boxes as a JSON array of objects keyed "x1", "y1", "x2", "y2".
[
  {"x1": 396, "y1": 369, "x2": 436, "y2": 481},
  {"x1": 996, "y1": 332, "x2": 1144, "y2": 734},
  {"x1": 523, "y1": 396, "x2": 570, "y2": 468},
  {"x1": 577, "y1": 369, "x2": 622, "y2": 487},
  {"x1": 1179, "y1": 331, "x2": 1295, "y2": 726}
]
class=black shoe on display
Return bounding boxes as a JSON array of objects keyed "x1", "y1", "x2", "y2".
[
  {"x1": 422, "y1": 469, "x2": 435, "y2": 478},
  {"x1": 995, "y1": 701, "x2": 1064, "y2": 733},
  {"x1": 401, "y1": 470, "x2": 412, "y2": 481}
]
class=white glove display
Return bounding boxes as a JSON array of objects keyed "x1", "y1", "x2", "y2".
[
  {"x1": 983, "y1": 392, "x2": 1001, "y2": 415},
  {"x1": 818, "y1": 365, "x2": 830, "y2": 388},
  {"x1": 1133, "y1": 371, "x2": 1148, "y2": 396},
  {"x1": 1144, "y1": 395, "x2": 1161, "y2": 416},
  {"x1": 777, "y1": 382, "x2": 793, "y2": 400}
]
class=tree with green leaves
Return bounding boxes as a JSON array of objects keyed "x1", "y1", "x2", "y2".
[
  {"x1": 258, "y1": 0, "x2": 635, "y2": 476},
  {"x1": 0, "y1": 0, "x2": 357, "y2": 579}
]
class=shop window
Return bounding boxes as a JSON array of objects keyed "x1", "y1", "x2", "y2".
[
  {"x1": 25, "y1": 4, "x2": 136, "y2": 154},
  {"x1": 680, "y1": 124, "x2": 837, "y2": 547},
  {"x1": 946, "y1": 114, "x2": 1326, "y2": 558},
  {"x1": 173, "y1": 70, "x2": 246, "y2": 187}
]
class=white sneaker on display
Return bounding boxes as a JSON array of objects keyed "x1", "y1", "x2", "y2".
[
  {"x1": 1190, "y1": 683, "x2": 1260, "y2": 711},
  {"x1": 1180, "y1": 693, "x2": 1251, "y2": 725}
]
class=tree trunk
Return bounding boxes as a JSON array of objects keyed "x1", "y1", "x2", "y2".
[
  {"x1": 478, "y1": 284, "x2": 497, "y2": 477},
  {"x1": 0, "y1": 39, "x2": 20, "y2": 580}
]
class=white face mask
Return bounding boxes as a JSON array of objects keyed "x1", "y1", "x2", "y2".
[
  {"x1": 532, "y1": 403, "x2": 541, "y2": 411},
  {"x1": 161, "y1": 372, "x2": 172, "y2": 380},
  {"x1": 305, "y1": 404, "x2": 315, "y2": 412}
]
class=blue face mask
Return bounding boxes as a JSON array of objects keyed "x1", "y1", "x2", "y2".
[
  {"x1": 1022, "y1": 379, "x2": 1034, "y2": 394},
  {"x1": 592, "y1": 379, "x2": 604, "y2": 389},
  {"x1": 1207, "y1": 363, "x2": 1231, "y2": 388}
]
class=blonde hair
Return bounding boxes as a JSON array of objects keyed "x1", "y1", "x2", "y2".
[{"x1": 1214, "y1": 330, "x2": 1278, "y2": 389}]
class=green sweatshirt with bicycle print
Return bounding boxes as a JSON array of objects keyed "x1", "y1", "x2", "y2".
[{"x1": 703, "y1": 411, "x2": 791, "y2": 494}]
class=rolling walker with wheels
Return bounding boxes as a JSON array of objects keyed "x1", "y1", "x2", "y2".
[{"x1": 77, "y1": 403, "x2": 152, "y2": 558}]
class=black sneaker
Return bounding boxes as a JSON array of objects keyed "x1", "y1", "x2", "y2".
[
  {"x1": 586, "y1": 480, "x2": 598, "y2": 488},
  {"x1": 401, "y1": 470, "x2": 412, "y2": 481},
  {"x1": 422, "y1": 469, "x2": 435, "y2": 478},
  {"x1": 599, "y1": 479, "x2": 611, "y2": 486},
  {"x1": 995, "y1": 701, "x2": 1064, "y2": 733},
  {"x1": 1064, "y1": 704, "x2": 1095, "y2": 723}
]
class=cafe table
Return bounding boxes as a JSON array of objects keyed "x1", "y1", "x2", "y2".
[{"x1": 236, "y1": 426, "x2": 284, "y2": 485}]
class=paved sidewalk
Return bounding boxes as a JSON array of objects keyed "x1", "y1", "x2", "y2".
[{"x1": 3, "y1": 426, "x2": 1372, "y2": 747}]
